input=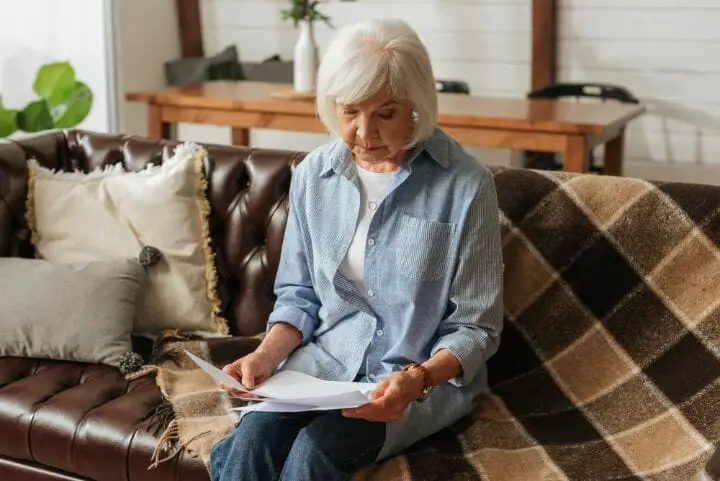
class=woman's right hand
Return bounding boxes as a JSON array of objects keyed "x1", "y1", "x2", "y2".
[{"x1": 221, "y1": 350, "x2": 276, "y2": 396}]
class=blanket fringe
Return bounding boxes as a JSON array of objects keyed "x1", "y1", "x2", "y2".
[
  {"x1": 148, "y1": 419, "x2": 213, "y2": 470},
  {"x1": 148, "y1": 419, "x2": 180, "y2": 470},
  {"x1": 124, "y1": 365, "x2": 159, "y2": 382},
  {"x1": 146, "y1": 399, "x2": 177, "y2": 437}
]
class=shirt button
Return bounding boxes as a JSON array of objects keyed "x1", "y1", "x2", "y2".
[
  {"x1": 376, "y1": 329, "x2": 384, "y2": 337},
  {"x1": 368, "y1": 201, "x2": 377, "y2": 211},
  {"x1": 367, "y1": 289, "x2": 375, "y2": 297},
  {"x1": 367, "y1": 238, "x2": 375, "y2": 246}
]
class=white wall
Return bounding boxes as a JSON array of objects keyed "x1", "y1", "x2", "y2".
[
  {"x1": 559, "y1": 0, "x2": 720, "y2": 184},
  {"x1": 183, "y1": 0, "x2": 530, "y2": 166},
  {"x1": 113, "y1": 0, "x2": 181, "y2": 136},
  {"x1": 169, "y1": 0, "x2": 720, "y2": 184},
  {"x1": 0, "y1": 0, "x2": 114, "y2": 135}
]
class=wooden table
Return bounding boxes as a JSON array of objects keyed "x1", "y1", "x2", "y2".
[{"x1": 126, "y1": 81, "x2": 645, "y2": 175}]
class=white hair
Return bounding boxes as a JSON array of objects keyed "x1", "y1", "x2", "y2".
[{"x1": 315, "y1": 18, "x2": 438, "y2": 148}]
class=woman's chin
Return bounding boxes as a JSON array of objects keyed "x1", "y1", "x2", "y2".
[{"x1": 355, "y1": 150, "x2": 391, "y2": 164}]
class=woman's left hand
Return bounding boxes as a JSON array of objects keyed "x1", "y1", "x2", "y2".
[{"x1": 342, "y1": 370, "x2": 425, "y2": 422}]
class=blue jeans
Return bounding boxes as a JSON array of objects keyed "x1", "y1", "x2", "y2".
[{"x1": 210, "y1": 410, "x2": 387, "y2": 481}]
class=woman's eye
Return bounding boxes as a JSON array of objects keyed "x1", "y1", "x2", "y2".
[
  {"x1": 343, "y1": 109, "x2": 357, "y2": 117},
  {"x1": 378, "y1": 111, "x2": 395, "y2": 120}
]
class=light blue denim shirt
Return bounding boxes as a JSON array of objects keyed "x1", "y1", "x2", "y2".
[{"x1": 266, "y1": 126, "x2": 504, "y2": 460}]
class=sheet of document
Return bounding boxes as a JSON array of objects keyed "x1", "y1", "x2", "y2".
[
  {"x1": 185, "y1": 350, "x2": 377, "y2": 410},
  {"x1": 185, "y1": 350, "x2": 248, "y2": 391},
  {"x1": 232, "y1": 397, "x2": 369, "y2": 413}
]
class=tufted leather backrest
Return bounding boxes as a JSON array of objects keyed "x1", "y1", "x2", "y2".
[{"x1": 0, "y1": 129, "x2": 307, "y2": 336}]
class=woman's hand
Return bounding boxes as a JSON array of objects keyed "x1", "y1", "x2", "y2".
[
  {"x1": 342, "y1": 370, "x2": 425, "y2": 422},
  {"x1": 219, "y1": 350, "x2": 276, "y2": 399}
]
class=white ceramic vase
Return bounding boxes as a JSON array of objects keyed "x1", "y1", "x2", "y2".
[{"x1": 293, "y1": 20, "x2": 318, "y2": 93}]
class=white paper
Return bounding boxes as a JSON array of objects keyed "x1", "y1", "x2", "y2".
[
  {"x1": 232, "y1": 398, "x2": 367, "y2": 413},
  {"x1": 185, "y1": 350, "x2": 249, "y2": 392},
  {"x1": 250, "y1": 371, "x2": 376, "y2": 401},
  {"x1": 185, "y1": 350, "x2": 377, "y2": 411}
]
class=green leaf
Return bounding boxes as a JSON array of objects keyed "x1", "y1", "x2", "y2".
[
  {"x1": 17, "y1": 100, "x2": 54, "y2": 132},
  {"x1": 0, "y1": 108, "x2": 18, "y2": 137},
  {"x1": 281, "y1": 0, "x2": 332, "y2": 28},
  {"x1": 33, "y1": 62, "x2": 76, "y2": 107},
  {"x1": 51, "y1": 81, "x2": 93, "y2": 128},
  {"x1": 0, "y1": 95, "x2": 18, "y2": 137}
]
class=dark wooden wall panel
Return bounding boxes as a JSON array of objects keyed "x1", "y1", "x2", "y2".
[
  {"x1": 531, "y1": 0, "x2": 557, "y2": 91},
  {"x1": 176, "y1": 0, "x2": 204, "y2": 58}
]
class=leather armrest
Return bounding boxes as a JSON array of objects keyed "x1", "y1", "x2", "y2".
[
  {"x1": 205, "y1": 336, "x2": 262, "y2": 367},
  {"x1": 132, "y1": 334, "x2": 261, "y2": 368}
]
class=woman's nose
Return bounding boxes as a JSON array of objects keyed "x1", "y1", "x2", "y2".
[{"x1": 356, "y1": 116, "x2": 375, "y2": 140}]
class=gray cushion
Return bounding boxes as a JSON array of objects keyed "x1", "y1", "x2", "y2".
[{"x1": 0, "y1": 257, "x2": 148, "y2": 366}]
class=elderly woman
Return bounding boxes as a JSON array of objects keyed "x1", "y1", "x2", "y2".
[{"x1": 210, "y1": 17, "x2": 504, "y2": 481}]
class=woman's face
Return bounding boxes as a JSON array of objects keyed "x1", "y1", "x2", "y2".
[{"x1": 335, "y1": 88, "x2": 414, "y2": 165}]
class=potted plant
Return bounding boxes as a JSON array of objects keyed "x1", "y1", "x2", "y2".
[
  {"x1": 0, "y1": 61, "x2": 93, "y2": 138},
  {"x1": 280, "y1": 0, "x2": 333, "y2": 94}
]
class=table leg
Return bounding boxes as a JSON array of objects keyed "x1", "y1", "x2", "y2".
[
  {"x1": 602, "y1": 129, "x2": 625, "y2": 176},
  {"x1": 232, "y1": 128, "x2": 250, "y2": 146},
  {"x1": 148, "y1": 104, "x2": 174, "y2": 140},
  {"x1": 563, "y1": 136, "x2": 588, "y2": 173}
]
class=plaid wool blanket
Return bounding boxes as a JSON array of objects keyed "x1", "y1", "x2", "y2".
[{"x1": 132, "y1": 168, "x2": 720, "y2": 480}]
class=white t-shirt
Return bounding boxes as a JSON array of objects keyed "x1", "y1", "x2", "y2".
[{"x1": 338, "y1": 165, "x2": 395, "y2": 290}]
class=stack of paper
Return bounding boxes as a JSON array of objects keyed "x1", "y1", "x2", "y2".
[{"x1": 185, "y1": 350, "x2": 377, "y2": 413}]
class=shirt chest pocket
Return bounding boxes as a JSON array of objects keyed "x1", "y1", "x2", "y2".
[{"x1": 393, "y1": 214, "x2": 456, "y2": 282}]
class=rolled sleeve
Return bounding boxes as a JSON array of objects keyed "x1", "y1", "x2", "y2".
[
  {"x1": 266, "y1": 164, "x2": 321, "y2": 346},
  {"x1": 431, "y1": 170, "x2": 504, "y2": 387},
  {"x1": 267, "y1": 305, "x2": 317, "y2": 346}
]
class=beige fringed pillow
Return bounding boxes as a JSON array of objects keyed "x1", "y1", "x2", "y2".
[{"x1": 26, "y1": 143, "x2": 228, "y2": 337}]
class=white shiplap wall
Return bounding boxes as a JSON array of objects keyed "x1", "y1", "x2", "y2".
[
  {"x1": 184, "y1": 0, "x2": 720, "y2": 184},
  {"x1": 559, "y1": 0, "x2": 720, "y2": 183},
  {"x1": 182, "y1": 0, "x2": 530, "y2": 166}
]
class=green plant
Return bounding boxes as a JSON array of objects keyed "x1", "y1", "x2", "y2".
[
  {"x1": 0, "y1": 61, "x2": 93, "y2": 137},
  {"x1": 281, "y1": 0, "x2": 332, "y2": 28}
]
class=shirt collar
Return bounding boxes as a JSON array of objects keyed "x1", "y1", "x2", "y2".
[{"x1": 318, "y1": 127, "x2": 450, "y2": 178}]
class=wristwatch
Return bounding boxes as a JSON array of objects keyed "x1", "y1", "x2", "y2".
[{"x1": 403, "y1": 363, "x2": 435, "y2": 402}]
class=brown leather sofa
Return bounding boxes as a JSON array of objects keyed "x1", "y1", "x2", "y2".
[
  {"x1": 3, "y1": 129, "x2": 719, "y2": 481},
  {"x1": 0, "y1": 129, "x2": 301, "y2": 481}
]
